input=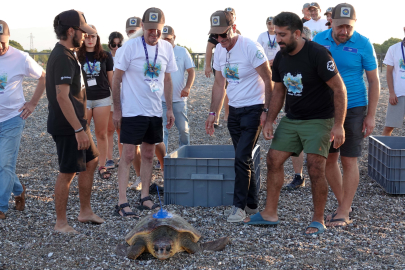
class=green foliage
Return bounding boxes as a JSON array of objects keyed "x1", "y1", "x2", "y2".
[
  {"x1": 102, "y1": 44, "x2": 110, "y2": 52},
  {"x1": 373, "y1": 37, "x2": 402, "y2": 54},
  {"x1": 9, "y1": 40, "x2": 24, "y2": 51}
]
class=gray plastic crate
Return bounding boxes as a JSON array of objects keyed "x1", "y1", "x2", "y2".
[
  {"x1": 368, "y1": 136, "x2": 405, "y2": 194},
  {"x1": 164, "y1": 145, "x2": 261, "y2": 207}
]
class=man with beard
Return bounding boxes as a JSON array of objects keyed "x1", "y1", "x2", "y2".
[
  {"x1": 314, "y1": 3, "x2": 380, "y2": 228},
  {"x1": 112, "y1": 8, "x2": 177, "y2": 215},
  {"x1": 46, "y1": 10, "x2": 105, "y2": 233},
  {"x1": 205, "y1": 10, "x2": 272, "y2": 222},
  {"x1": 304, "y1": 2, "x2": 328, "y2": 39},
  {"x1": 244, "y1": 12, "x2": 347, "y2": 236},
  {"x1": 301, "y1": 3, "x2": 311, "y2": 24}
]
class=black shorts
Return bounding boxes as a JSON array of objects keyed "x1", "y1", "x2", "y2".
[
  {"x1": 329, "y1": 106, "x2": 366, "y2": 157},
  {"x1": 120, "y1": 116, "x2": 163, "y2": 145},
  {"x1": 52, "y1": 128, "x2": 99, "y2": 174}
]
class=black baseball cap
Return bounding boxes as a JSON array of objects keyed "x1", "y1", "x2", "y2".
[{"x1": 57, "y1": 10, "x2": 96, "y2": 34}]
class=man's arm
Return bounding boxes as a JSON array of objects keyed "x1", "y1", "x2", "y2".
[
  {"x1": 255, "y1": 61, "x2": 273, "y2": 126},
  {"x1": 386, "y1": 65, "x2": 397, "y2": 105},
  {"x1": 363, "y1": 68, "x2": 380, "y2": 137},
  {"x1": 19, "y1": 70, "x2": 46, "y2": 119},
  {"x1": 164, "y1": 73, "x2": 175, "y2": 129},
  {"x1": 262, "y1": 82, "x2": 286, "y2": 140},
  {"x1": 325, "y1": 73, "x2": 347, "y2": 148},
  {"x1": 56, "y1": 84, "x2": 90, "y2": 150},
  {"x1": 112, "y1": 69, "x2": 124, "y2": 129},
  {"x1": 180, "y1": 68, "x2": 195, "y2": 98},
  {"x1": 205, "y1": 70, "x2": 226, "y2": 135},
  {"x1": 204, "y1": 42, "x2": 216, "y2": 78}
]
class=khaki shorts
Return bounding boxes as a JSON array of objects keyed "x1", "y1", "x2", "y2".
[
  {"x1": 385, "y1": 96, "x2": 405, "y2": 128},
  {"x1": 270, "y1": 117, "x2": 334, "y2": 158}
]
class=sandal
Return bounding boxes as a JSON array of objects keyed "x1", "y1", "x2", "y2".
[
  {"x1": 98, "y1": 166, "x2": 111, "y2": 179},
  {"x1": 113, "y1": 203, "x2": 139, "y2": 217},
  {"x1": 137, "y1": 196, "x2": 160, "y2": 211}
]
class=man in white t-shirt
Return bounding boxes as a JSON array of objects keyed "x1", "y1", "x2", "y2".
[
  {"x1": 0, "y1": 20, "x2": 46, "y2": 219},
  {"x1": 112, "y1": 8, "x2": 177, "y2": 215},
  {"x1": 304, "y1": 2, "x2": 328, "y2": 40},
  {"x1": 257, "y1": 16, "x2": 280, "y2": 67},
  {"x1": 161, "y1": 26, "x2": 195, "y2": 153},
  {"x1": 205, "y1": 10, "x2": 273, "y2": 222},
  {"x1": 382, "y1": 27, "x2": 405, "y2": 136}
]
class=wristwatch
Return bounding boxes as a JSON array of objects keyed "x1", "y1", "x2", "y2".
[{"x1": 263, "y1": 108, "x2": 269, "y2": 113}]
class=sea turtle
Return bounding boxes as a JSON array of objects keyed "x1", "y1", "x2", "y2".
[{"x1": 116, "y1": 213, "x2": 230, "y2": 260}]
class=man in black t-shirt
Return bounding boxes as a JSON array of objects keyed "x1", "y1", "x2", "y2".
[
  {"x1": 46, "y1": 10, "x2": 105, "y2": 233},
  {"x1": 244, "y1": 12, "x2": 347, "y2": 236},
  {"x1": 302, "y1": 3, "x2": 311, "y2": 23}
]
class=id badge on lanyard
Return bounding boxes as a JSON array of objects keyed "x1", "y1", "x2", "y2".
[
  {"x1": 142, "y1": 36, "x2": 160, "y2": 92},
  {"x1": 86, "y1": 56, "x2": 97, "y2": 87}
]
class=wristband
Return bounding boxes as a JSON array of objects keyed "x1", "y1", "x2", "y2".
[
  {"x1": 75, "y1": 127, "x2": 84, "y2": 133},
  {"x1": 263, "y1": 108, "x2": 269, "y2": 113},
  {"x1": 209, "y1": 112, "x2": 216, "y2": 116}
]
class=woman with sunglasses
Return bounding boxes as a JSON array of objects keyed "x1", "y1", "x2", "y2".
[
  {"x1": 77, "y1": 25, "x2": 114, "y2": 179},
  {"x1": 106, "y1": 32, "x2": 124, "y2": 170}
]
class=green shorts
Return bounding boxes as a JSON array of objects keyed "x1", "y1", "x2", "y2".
[{"x1": 270, "y1": 117, "x2": 334, "y2": 158}]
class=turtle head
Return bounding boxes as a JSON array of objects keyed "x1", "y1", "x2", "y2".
[{"x1": 152, "y1": 238, "x2": 174, "y2": 260}]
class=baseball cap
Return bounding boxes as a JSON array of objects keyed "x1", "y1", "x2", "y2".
[
  {"x1": 142, "y1": 8, "x2": 165, "y2": 31},
  {"x1": 57, "y1": 10, "x2": 96, "y2": 35},
  {"x1": 0, "y1": 20, "x2": 10, "y2": 42},
  {"x1": 208, "y1": 11, "x2": 234, "y2": 34},
  {"x1": 332, "y1": 3, "x2": 356, "y2": 26},
  {"x1": 224, "y1": 7, "x2": 236, "y2": 16},
  {"x1": 266, "y1": 16, "x2": 275, "y2": 23},
  {"x1": 324, "y1": 7, "x2": 333, "y2": 15},
  {"x1": 303, "y1": 3, "x2": 310, "y2": 9},
  {"x1": 126, "y1": 16, "x2": 141, "y2": 33},
  {"x1": 161, "y1": 26, "x2": 175, "y2": 39},
  {"x1": 309, "y1": 2, "x2": 321, "y2": 9}
]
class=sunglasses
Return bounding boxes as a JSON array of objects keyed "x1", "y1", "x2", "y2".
[
  {"x1": 110, "y1": 42, "x2": 122, "y2": 48},
  {"x1": 212, "y1": 27, "x2": 233, "y2": 40}
]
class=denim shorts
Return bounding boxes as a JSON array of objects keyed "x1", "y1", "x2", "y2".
[{"x1": 87, "y1": 96, "x2": 111, "y2": 109}]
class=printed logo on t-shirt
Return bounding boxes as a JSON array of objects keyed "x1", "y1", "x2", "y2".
[
  {"x1": 256, "y1": 50, "x2": 264, "y2": 59},
  {"x1": 400, "y1": 59, "x2": 405, "y2": 79},
  {"x1": 267, "y1": 41, "x2": 278, "y2": 49},
  {"x1": 283, "y1": 73, "x2": 303, "y2": 96},
  {"x1": 149, "y1": 13, "x2": 159, "y2": 22},
  {"x1": 327, "y1": 61, "x2": 335, "y2": 72},
  {"x1": 0, "y1": 72, "x2": 7, "y2": 93},
  {"x1": 312, "y1": 30, "x2": 322, "y2": 38},
  {"x1": 224, "y1": 65, "x2": 240, "y2": 84},
  {"x1": 144, "y1": 61, "x2": 162, "y2": 78},
  {"x1": 83, "y1": 61, "x2": 101, "y2": 76}
]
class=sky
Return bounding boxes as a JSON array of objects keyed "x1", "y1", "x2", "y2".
[{"x1": 5, "y1": 0, "x2": 405, "y2": 53}]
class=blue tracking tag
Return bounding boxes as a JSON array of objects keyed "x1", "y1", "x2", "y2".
[{"x1": 343, "y1": 46, "x2": 358, "y2": 53}]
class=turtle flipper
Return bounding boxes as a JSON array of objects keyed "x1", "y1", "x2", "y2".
[
  {"x1": 116, "y1": 242, "x2": 129, "y2": 257},
  {"x1": 180, "y1": 236, "x2": 202, "y2": 254},
  {"x1": 127, "y1": 242, "x2": 146, "y2": 260},
  {"x1": 201, "y1": 237, "x2": 230, "y2": 252}
]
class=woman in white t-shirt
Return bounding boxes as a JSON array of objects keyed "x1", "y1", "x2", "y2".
[{"x1": 257, "y1": 16, "x2": 280, "y2": 67}]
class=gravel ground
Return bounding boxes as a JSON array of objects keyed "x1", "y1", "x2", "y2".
[{"x1": 1, "y1": 69, "x2": 405, "y2": 270}]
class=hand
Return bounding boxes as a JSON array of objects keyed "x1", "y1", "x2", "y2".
[
  {"x1": 362, "y1": 114, "x2": 375, "y2": 138},
  {"x1": 112, "y1": 109, "x2": 122, "y2": 130},
  {"x1": 330, "y1": 124, "x2": 345, "y2": 149},
  {"x1": 389, "y1": 93, "x2": 398, "y2": 105},
  {"x1": 262, "y1": 120, "x2": 274, "y2": 140},
  {"x1": 269, "y1": 59, "x2": 274, "y2": 67},
  {"x1": 205, "y1": 115, "x2": 215, "y2": 136},
  {"x1": 205, "y1": 66, "x2": 212, "y2": 78},
  {"x1": 166, "y1": 109, "x2": 175, "y2": 129},
  {"x1": 260, "y1": 112, "x2": 267, "y2": 126},
  {"x1": 18, "y1": 101, "x2": 37, "y2": 120},
  {"x1": 75, "y1": 130, "x2": 90, "y2": 150},
  {"x1": 180, "y1": 87, "x2": 190, "y2": 98}
]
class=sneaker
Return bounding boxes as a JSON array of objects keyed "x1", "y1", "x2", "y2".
[
  {"x1": 154, "y1": 161, "x2": 161, "y2": 170},
  {"x1": 149, "y1": 183, "x2": 164, "y2": 194},
  {"x1": 226, "y1": 206, "x2": 246, "y2": 222},
  {"x1": 284, "y1": 175, "x2": 305, "y2": 190},
  {"x1": 129, "y1": 177, "x2": 142, "y2": 191},
  {"x1": 224, "y1": 205, "x2": 259, "y2": 215},
  {"x1": 105, "y1": 159, "x2": 115, "y2": 169}
]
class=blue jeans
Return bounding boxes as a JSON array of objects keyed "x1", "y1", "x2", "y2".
[
  {"x1": 162, "y1": 101, "x2": 190, "y2": 153},
  {"x1": 0, "y1": 114, "x2": 25, "y2": 212}
]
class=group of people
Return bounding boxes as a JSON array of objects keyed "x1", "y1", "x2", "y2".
[{"x1": 0, "y1": 3, "x2": 403, "y2": 236}]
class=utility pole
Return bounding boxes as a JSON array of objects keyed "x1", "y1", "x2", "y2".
[{"x1": 28, "y1": 33, "x2": 34, "y2": 51}]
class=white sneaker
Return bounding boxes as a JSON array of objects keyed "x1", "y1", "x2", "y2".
[
  {"x1": 227, "y1": 206, "x2": 246, "y2": 223},
  {"x1": 130, "y1": 177, "x2": 142, "y2": 191},
  {"x1": 224, "y1": 205, "x2": 258, "y2": 216}
]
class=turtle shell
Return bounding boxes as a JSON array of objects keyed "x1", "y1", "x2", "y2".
[{"x1": 125, "y1": 213, "x2": 202, "y2": 246}]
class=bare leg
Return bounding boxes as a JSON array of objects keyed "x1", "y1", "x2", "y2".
[
  {"x1": 244, "y1": 149, "x2": 291, "y2": 223},
  {"x1": 117, "y1": 128, "x2": 123, "y2": 158},
  {"x1": 77, "y1": 157, "x2": 105, "y2": 224},
  {"x1": 327, "y1": 156, "x2": 359, "y2": 226},
  {"x1": 305, "y1": 153, "x2": 328, "y2": 234},
  {"x1": 155, "y1": 142, "x2": 166, "y2": 173},
  {"x1": 291, "y1": 151, "x2": 304, "y2": 175},
  {"x1": 107, "y1": 112, "x2": 115, "y2": 161},
  {"x1": 117, "y1": 144, "x2": 135, "y2": 215},
  {"x1": 92, "y1": 106, "x2": 111, "y2": 168},
  {"x1": 325, "y1": 152, "x2": 343, "y2": 205},
  {"x1": 54, "y1": 172, "x2": 77, "y2": 233},
  {"x1": 382, "y1": 126, "x2": 394, "y2": 136},
  {"x1": 132, "y1": 145, "x2": 141, "y2": 177},
  {"x1": 140, "y1": 142, "x2": 156, "y2": 209}
]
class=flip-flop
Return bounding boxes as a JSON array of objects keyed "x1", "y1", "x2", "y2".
[
  {"x1": 328, "y1": 217, "x2": 352, "y2": 228},
  {"x1": 243, "y1": 212, "x2": 279, "y2": 226},
  {"x1": 304, "y1": 221, "x2": 326, "y2": 236},
  {"x1": 326, "y1": 206, "x2": 356, "y2": 222}
]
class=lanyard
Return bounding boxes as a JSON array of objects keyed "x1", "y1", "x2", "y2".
[
  {"x1": 141, "y1": 36, "x2": 159, "y2": 78},
  {"x1": 267, "y1": 32, "x2": 276, "y2": 49},
  {"x1": 401, "y1": 42, "x2": 405, "y2": 64},
  {"x1": 85, "y1": 56, "x2": 97, "y2": 75}
]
